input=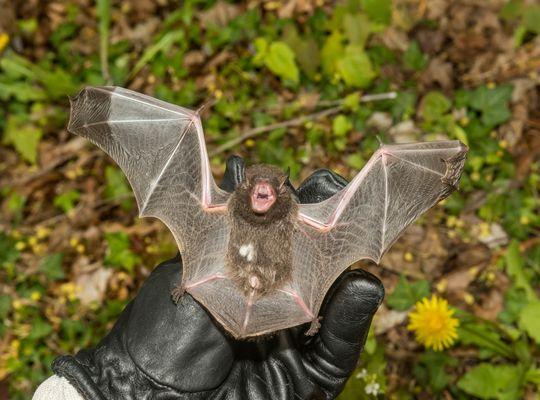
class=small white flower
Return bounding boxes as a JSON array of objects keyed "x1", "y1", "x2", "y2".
[
  {"x1": 355, "y1": 368, "x2": 368, "y2": 379},
  {"x1": 364, "y1": 382, "x2": 380, "y2": 396}
]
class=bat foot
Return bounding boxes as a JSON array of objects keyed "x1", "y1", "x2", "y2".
[
  {"x1": 171, "y1": 284, "x2": 186, "y2": 305},
  {"x1": 305, "y1": 316, "x2": 322, "y2": 336}
]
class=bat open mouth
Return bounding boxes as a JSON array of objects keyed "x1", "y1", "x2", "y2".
[{"x1": 251, "y1": 182, "x2": 276, "y2": 214}]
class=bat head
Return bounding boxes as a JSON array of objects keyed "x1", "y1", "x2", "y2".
[{"x1": 230, "y1": 164, "x2": 297, "y2": 224}]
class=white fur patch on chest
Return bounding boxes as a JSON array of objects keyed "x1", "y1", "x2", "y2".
[{"x1": 239, "y1": 243, "x2": 255, "y2": 262}]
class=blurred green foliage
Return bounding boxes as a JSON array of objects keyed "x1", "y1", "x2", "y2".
[{"x1": 0, "y1": 0, "x2": 539, "y2": 398}]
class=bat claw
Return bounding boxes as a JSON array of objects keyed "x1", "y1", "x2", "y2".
[
  {"x1": 305, "y1": 316, "x2": 322, "y2": 336},
  {"x1": 171, "y1": 284, "x2": 186, "y2": 305}
]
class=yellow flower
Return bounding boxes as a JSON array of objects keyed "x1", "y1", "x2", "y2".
[{"x1": 408, "y1": 295, "x2": 459, "y2": 351}]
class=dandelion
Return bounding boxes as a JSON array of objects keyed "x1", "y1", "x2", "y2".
[{"x1": 408, "y1": 295, "x2": 459, "y2": 351}]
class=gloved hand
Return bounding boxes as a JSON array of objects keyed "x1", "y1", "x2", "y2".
[{"x1": 36, "y1": 156, "x2": 384, "y2": 400}]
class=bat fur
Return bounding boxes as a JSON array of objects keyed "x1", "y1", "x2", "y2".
[{"x1": 226, "y1": 165, "x2": 298, "y2": 297}]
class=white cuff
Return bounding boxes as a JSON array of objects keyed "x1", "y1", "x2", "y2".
[{"x1": 32, "y1": 375, "x2": 85, "y2": 400}]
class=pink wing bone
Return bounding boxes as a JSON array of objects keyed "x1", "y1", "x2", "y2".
[
  {"x1": 192, "y1": 109, "x2": 228, "y2": 213},
  {"x1": 298, "y1": 148, "x2": 384, "y2": 235},
  {"x1": 297, "y1": 140, "x2": 467, "y2": 262}
]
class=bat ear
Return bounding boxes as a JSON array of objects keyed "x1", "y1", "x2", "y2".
[
  {"x1": 220, "y1": 155, "x2": 245, "y2": 193},
  {"x1": 279, "y1": 167, "x2": 291, "y2": 189},
  {"x1": 279, "y1": 167, "x2": 298, "y2": 197}
]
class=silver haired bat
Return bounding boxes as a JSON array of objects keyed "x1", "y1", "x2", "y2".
[
  {"x1": 226, "y1": 165, "x2": 297, "y2": 297},
  {"x1": 68, "y1": 86, "x2": 468, "y2": 339}
]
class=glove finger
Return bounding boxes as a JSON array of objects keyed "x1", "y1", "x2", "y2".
[
  {"x1": 296, "y1": 169, "x2": 348, "y2": 204},
  {"x1": 302, "y1": 269, "x2": 384, "y2": 392}
]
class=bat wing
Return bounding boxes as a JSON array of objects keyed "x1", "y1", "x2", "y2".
[
  {"x1": 291, "y1": 140, "x2": 468, "y2": 326},
  {"x1": 68, "y1": 86, "x2": 231, "y2": 292}
]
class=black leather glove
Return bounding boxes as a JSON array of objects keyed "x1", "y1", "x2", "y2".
[{"x1": 52, "y1": 156, "x2": 384, "y2": 400}]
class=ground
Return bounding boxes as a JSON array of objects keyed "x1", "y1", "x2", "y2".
[{"x1": 0, "y1": 0, "x2": 539, "y2": 399}]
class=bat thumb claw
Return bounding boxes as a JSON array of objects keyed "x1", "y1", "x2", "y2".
[
  {"x1": 305, "y1": 316, "x2": 322, "y2": 336},
  {"x1": 171, "y1": 285, "x2": 186, "y2": 305}
]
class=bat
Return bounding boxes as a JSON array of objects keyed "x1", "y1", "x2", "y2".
[{"x1": 68, "y1": 86, "x2": 468, "y2": 339}]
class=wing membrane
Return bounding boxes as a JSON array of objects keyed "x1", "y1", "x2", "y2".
[
  {"x1": 295, "y1": 140, "x2": 467, "y2": 316},
  {"x1": 68, "y1": 86, "x2": 230, "y2": 286}
]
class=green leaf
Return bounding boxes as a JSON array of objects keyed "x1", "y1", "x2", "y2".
[
  {"x1": 387, "y1": 275, "x2": 430, "y2": 311},
  {"x1": 499, "y1": 286, "x2": 529, "y2": 325},
  {"x1": 469, "y1": 85, "x2": 513, "y2": 127},
  {"x1": 391, "y1": 91, "x2": 417, "y2": 120},
  {"x1": 518, "y1": 300, "x2": 540, "y2": 344},
  {"x1": 282, "y1": 25, "x2": 320, "y2": 77},
  {"x1": 2, "y1": 115, "x2": 43, "y2": 164},
  {"x1": 0, "y1": 295, "x2": 11, "y2": 319},
  {"x1": 343, "y1": 13, "x2": 371, "y2": 48},
  {"x1": 39, "y1": 253, "x2": 65, "y2": 281},
  {"x1": 104, "y1": 166, "x2": 133, "y2": 211},
  {"x1": 500, "y1": 1, "x2": 524, "y2": 21},
  {"x1": 321, "y1": 32, "x2": 345, "y2": 77},
  {"x1": 0, "y1": 232, "x2": 20, "y2": 266},
  {"x1": 332, "y1": 114, "x2": 353, "y2": 137},
  {"x1": 522, "y1": 5, "x2": 540, "y2": 34},
  {"x1": 526, "y1": 367, "x2": 540, "y2": 385},
  {"x1": 457, "y1": 363, "x2": 523, "y2": 399},
  {"x1": 403, "y1": 41, "x2": 428, "y2": 71},
  {"x1": 343, "y1": 92, "x2": 361, "y2": 112},
  {"x1": 420, "y1": 91, "x2": 451, "y2": 122},
  {"x1": 104, "y1": 232, "x2": 141, "y2": 273},
  {"x1": 28, "y1": 318, "x2": 53, "y2": 340},
  {"x1": 505, "y1": 240, "x2": 536, "y2": 301},
  {"x1": 346, "y1": 153, "x2": 365, "y2": 170},
  {"x1": 458, "y1": 320, "x2": 513, "y2": 358},
  {"x1": 413, "y1": 351, "x2": 457, "y2": 393},
  {"x1": 0, "y1": 81, "x2": 47, "y2": 102},
  {"x1": 336, "y1": 46, "x2": 376, "y2": 88},
  {"x1": 452, "y1": 125, "x2": 469, "y2": 146},
  {"x1": 263, "y1": 41, "x2": 299, "y2": 84},
  {"x1": 5, "y1": 190, "x2": 26, "y2": 222},
  {"x1": 128, "y1": 30, "x2": 184, "y2": 81},
  {"x1": 253, "y1": 37, "x2": 269, "y2": 65},
  {"x1": 96, "y1": 0, "x2": 111, "y2": 81},
  {"x1": 1, "y1": 51, "x2": 78, "y2": 98},
  {"x1": 53, "y1": 189, "x2": 80, "y2": 213},
  {"x1": 361, "y1": 0, "x2": 392, "y2": 25}
]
